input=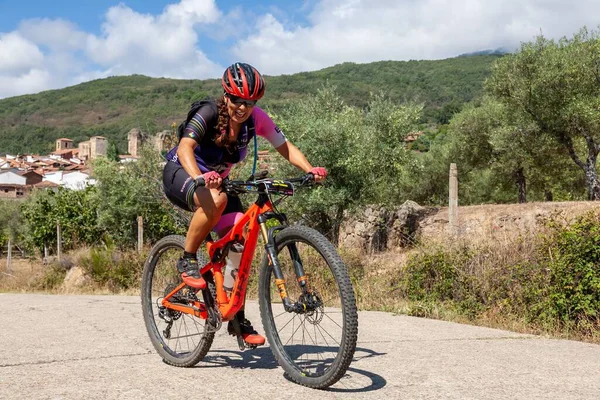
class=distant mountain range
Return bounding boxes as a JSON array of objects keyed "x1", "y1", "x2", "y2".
[
  {"x1": 459, "y1": 48, "x2": 510, "y2": 57},
  {"x1": 0, "y1": 54, "x2": 504, "y2": 155}
]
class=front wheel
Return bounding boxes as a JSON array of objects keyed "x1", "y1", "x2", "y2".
[{"x1": 258, "y1": 225, "x2": 358, "y2": 389}]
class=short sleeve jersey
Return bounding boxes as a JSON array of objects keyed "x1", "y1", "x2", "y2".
[{"x1": 166, "y1": 101, "x2": 287, "y2": 177}]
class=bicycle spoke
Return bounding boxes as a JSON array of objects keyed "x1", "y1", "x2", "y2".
[
  {"x1": 316, "y1": 322, "x2": 341, "y2": 346},
  {"x1": 274, "y1": 312, "x2": 299, "y2": 333},
  {"x1": 298, "y1": 319, "x2": 333, "y2": 374},
  {"x1": 284, "y1": 315, "x2": 306, "y2": 346},
  {"x1": 260, "y1": 226, "x2": 357, "y2": 388},
  {"x1": 142, "y1": 237, "x2": 215, "y2": 366},
  {"x1": 273, "y1": 308, "x2": 289, "y2": 320},
  {"x1": 323, "y1": 312, "x2": 344, "y2": 330}
]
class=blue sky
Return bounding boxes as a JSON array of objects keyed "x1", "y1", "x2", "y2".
[
  {"x1": 1, "y1": 0, "x2": 599, "y2": 99},
  {"x1": 0, "y1": 1, "x2": 312, "y2": 67}
]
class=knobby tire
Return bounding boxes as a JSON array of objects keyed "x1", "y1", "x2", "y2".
[
  {"x1": 141, "y1": 235, "x2": 215, "y2": 367},
  {"x1": 258, "y1": 225, "x2": 358, "y2": 389}
]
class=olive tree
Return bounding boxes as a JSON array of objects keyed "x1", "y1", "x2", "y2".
[
  {"x1": 487, "y1": 28, "x2": 600, "y2": 200},
  {"x1": 274, "y1": 86, "x2": 421, "y2": 241}
]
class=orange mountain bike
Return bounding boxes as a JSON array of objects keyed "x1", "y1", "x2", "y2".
[{"x1": 141, "y1": 174, "x2": 358, "y2": 389}]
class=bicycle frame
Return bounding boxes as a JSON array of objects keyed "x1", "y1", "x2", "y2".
[{"x1": 161, "y1": 190, "x2": 302, "y2": 322}]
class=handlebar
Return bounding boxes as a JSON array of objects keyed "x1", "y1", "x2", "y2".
[{"x1": 194, "y1": 173, "x2": 317, "y2": 196}]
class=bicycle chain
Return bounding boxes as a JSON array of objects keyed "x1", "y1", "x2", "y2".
[
  {"x1": 205, "y1": 305, "x2": 222, "y2": 333},
  {"x1": 203, "y1": 288, "x2": 222, "y2": 333}
]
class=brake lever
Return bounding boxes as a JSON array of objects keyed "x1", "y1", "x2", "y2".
[{"x1": 303, "y1": 173, "x2": 316, "y2": 186}]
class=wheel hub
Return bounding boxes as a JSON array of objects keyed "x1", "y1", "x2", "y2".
[{"x1": 297, "y1": 291, "x2": 324, "y2": 324}]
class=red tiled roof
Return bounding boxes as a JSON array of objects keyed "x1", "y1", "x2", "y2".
[
  {"x1": 34, "y1": 181, "x2": 60, "y2": 188},
  {"x1": 19, "y1": 170, "x2": 43, "y2": 177},
  {"x1": 52, "y1": 149, "x2": 74, "y2": 155},
  {"x1": 0, "y1": 185, "x2": 25, "y2": 190}
]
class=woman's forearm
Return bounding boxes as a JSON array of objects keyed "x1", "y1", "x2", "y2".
[
  {"x1": 275, "y1": 141, "x2": 313, "y2": 173},
  {"x1": 177, "y1": 139, "x2": 203, "y2": 179}
]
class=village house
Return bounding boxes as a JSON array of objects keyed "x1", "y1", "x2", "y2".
[
  {"x1": 0, "y1": 127, "x2": 175, "y2": 197},
  {"x1": 0, "y1": 168, "x2": 54, "y2": 199},
  {"x1": 43, "y1": 170, "x2": 95, "y2": 190}
]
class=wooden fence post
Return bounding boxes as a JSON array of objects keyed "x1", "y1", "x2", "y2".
[
  {"x1": 449, "y1": 163, "x2": 459, "y2": 236},
  {"x1": 57, "y1": 221, "x2": 62, "y2": 261},
  {"x1": 137, "y1": 216, "x2": 143, "y2": 253},
  {"x1": 6, "y1": 239, "x2": 12, "y2": 271}
]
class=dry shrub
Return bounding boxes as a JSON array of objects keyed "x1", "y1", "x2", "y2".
[
  {"x1": 77, "y1": 247, "x2": 146, "y2": 292},
  {"x1": 0, "y1": 259, "x2": 48, "y2": 292},
  {"x1": 388, "y1": 211, "x2": 600, "y2": 342}
]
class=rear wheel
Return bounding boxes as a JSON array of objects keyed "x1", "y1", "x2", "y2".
[
  {"x1": 141, "y1": 235, "x2": 215, "y2": 367},
  {"x1": 258, "y1": 225, "x2": 358, "y2": 389}
]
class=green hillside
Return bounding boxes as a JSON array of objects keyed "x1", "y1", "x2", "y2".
[{"x1": 0, "y1": 54, "x2": 502, "y2": 155}]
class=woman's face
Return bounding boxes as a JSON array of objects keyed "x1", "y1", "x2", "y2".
[{"x1": 225, "y1": 95, "x2": 256, "y2": 124}]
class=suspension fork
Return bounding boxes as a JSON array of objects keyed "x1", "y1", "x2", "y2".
[
  {"x1": 258, "y1": 214, "x2": 304, "y2": 313},
  {"x1": 286, "y1": 242, "x2": 310, "y2": 292}
]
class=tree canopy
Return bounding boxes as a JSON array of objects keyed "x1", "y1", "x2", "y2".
[{"x1": 487, "y1": 27, "x2": 600, "y2": 200}]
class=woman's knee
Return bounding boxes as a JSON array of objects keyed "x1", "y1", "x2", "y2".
[
  {"x1": 201, "y1": 191, "x2": 228, "y2": 222},
  {"x1": 213, "y1": 190, "x2": 228, "y2": 213}
]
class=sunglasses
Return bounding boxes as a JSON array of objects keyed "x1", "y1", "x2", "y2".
[{"x1": 226, "y1": 94, "x2": 257, "y2": 107}]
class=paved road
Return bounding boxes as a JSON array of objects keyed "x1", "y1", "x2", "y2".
[{"x1": 1, "y1": 294, "x2": 599, "y2": 399}]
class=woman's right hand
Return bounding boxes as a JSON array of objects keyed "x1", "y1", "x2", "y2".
[
  {"x1": 195, "y1": 171, "x2": 222, "y2": 189},
  {"x1": 309, "y1": 167, "x2": 328, "y2": 183}
]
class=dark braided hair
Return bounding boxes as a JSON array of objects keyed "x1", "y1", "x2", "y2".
[{"x1": 214, "y1": 95, "x2": 231, "y2": 148}]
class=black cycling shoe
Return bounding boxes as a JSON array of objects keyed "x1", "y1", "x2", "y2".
[
  {"x1": 176, "y1": 257, "x2": 206, "y2": 289},
  {"x1": 227, "y1": 318, "x2": 266, "y2": 346}
]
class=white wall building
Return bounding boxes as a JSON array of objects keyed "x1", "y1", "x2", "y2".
[
  {"x1": 0, "y1": 170, "x2": 26, "y2": 185},
  {"x1": 43, "y1": 171, "x2": 96, "y2": 190}
]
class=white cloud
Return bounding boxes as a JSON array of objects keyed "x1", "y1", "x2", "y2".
[
  {"x1": 17, "y1": 19, "x2": 88, "y2": 51},
  {"x1": 85, "y1": 1, "x2": 223, "y2": 78},
  {"x1": 0, "y1": 68, "x2": 51, "y2": 99},
  {"x1": 0, "y1": 0, "x2": 226, "y2": 99},
  {"x1": 233, "y1": 0, "x2": 600, "y2": 75},
  {"x1": 0, "y1": 32, "x2": 45, "y2": 75},
  {"x1": 0, "y1": 32, "x2": 52, "y2": 98},
  {"x1": 162, "y1": 0, "x2": 221, "y2": 24}
]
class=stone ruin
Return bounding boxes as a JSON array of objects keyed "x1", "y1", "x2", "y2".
[{"x1": 338, "y1": 201, "x2": 437, "y2": 253}]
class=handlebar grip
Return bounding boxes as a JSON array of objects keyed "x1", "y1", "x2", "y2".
[{"x1": 193, "y1": 176, "x2": 206, "y2": 188}]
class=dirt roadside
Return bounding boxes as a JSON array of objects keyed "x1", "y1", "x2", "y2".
[{"x1": 420, "y1": 200, "x2": 600, "y2": 243}]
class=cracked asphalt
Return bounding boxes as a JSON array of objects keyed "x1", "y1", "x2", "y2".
[{"x1": 1, "y1": 294, "x2": 600, "y2": 399}]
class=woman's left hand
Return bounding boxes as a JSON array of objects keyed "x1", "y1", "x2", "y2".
[{"x1": 309, "y1": 167, "x2": 328, "y2": 183}]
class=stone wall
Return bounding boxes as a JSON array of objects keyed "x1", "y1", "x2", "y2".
[
  {"x1": 128, "y1": 128, "x2": 143, "y2": 157},
  {"x1": 338, "y1": 201, "x2": 437, "y2": 253},
  {"x1": 90, "y1": 136, "x2": 107, "y2": 159}
]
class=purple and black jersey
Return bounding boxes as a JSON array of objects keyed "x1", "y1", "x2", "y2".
[{"x1": 166, "y1": 101, "x2": 287, "y2": 177}]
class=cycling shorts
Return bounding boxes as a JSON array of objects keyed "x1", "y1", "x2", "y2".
[{"x1": 162, "y1": 160, "x2": 243, "y2": 214}]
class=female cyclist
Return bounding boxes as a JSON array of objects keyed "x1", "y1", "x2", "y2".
[{"x1": 162, "y1": 62, "x2": 327, "y2": 346}]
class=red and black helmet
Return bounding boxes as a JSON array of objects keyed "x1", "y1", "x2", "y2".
[{"x1": 222, "y1": 62, "x2": 265, "y2": 100}]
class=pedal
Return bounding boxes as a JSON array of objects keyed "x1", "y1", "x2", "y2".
[{"x1": 245, "y1": 342, "x2": 258, "y2": 350}]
